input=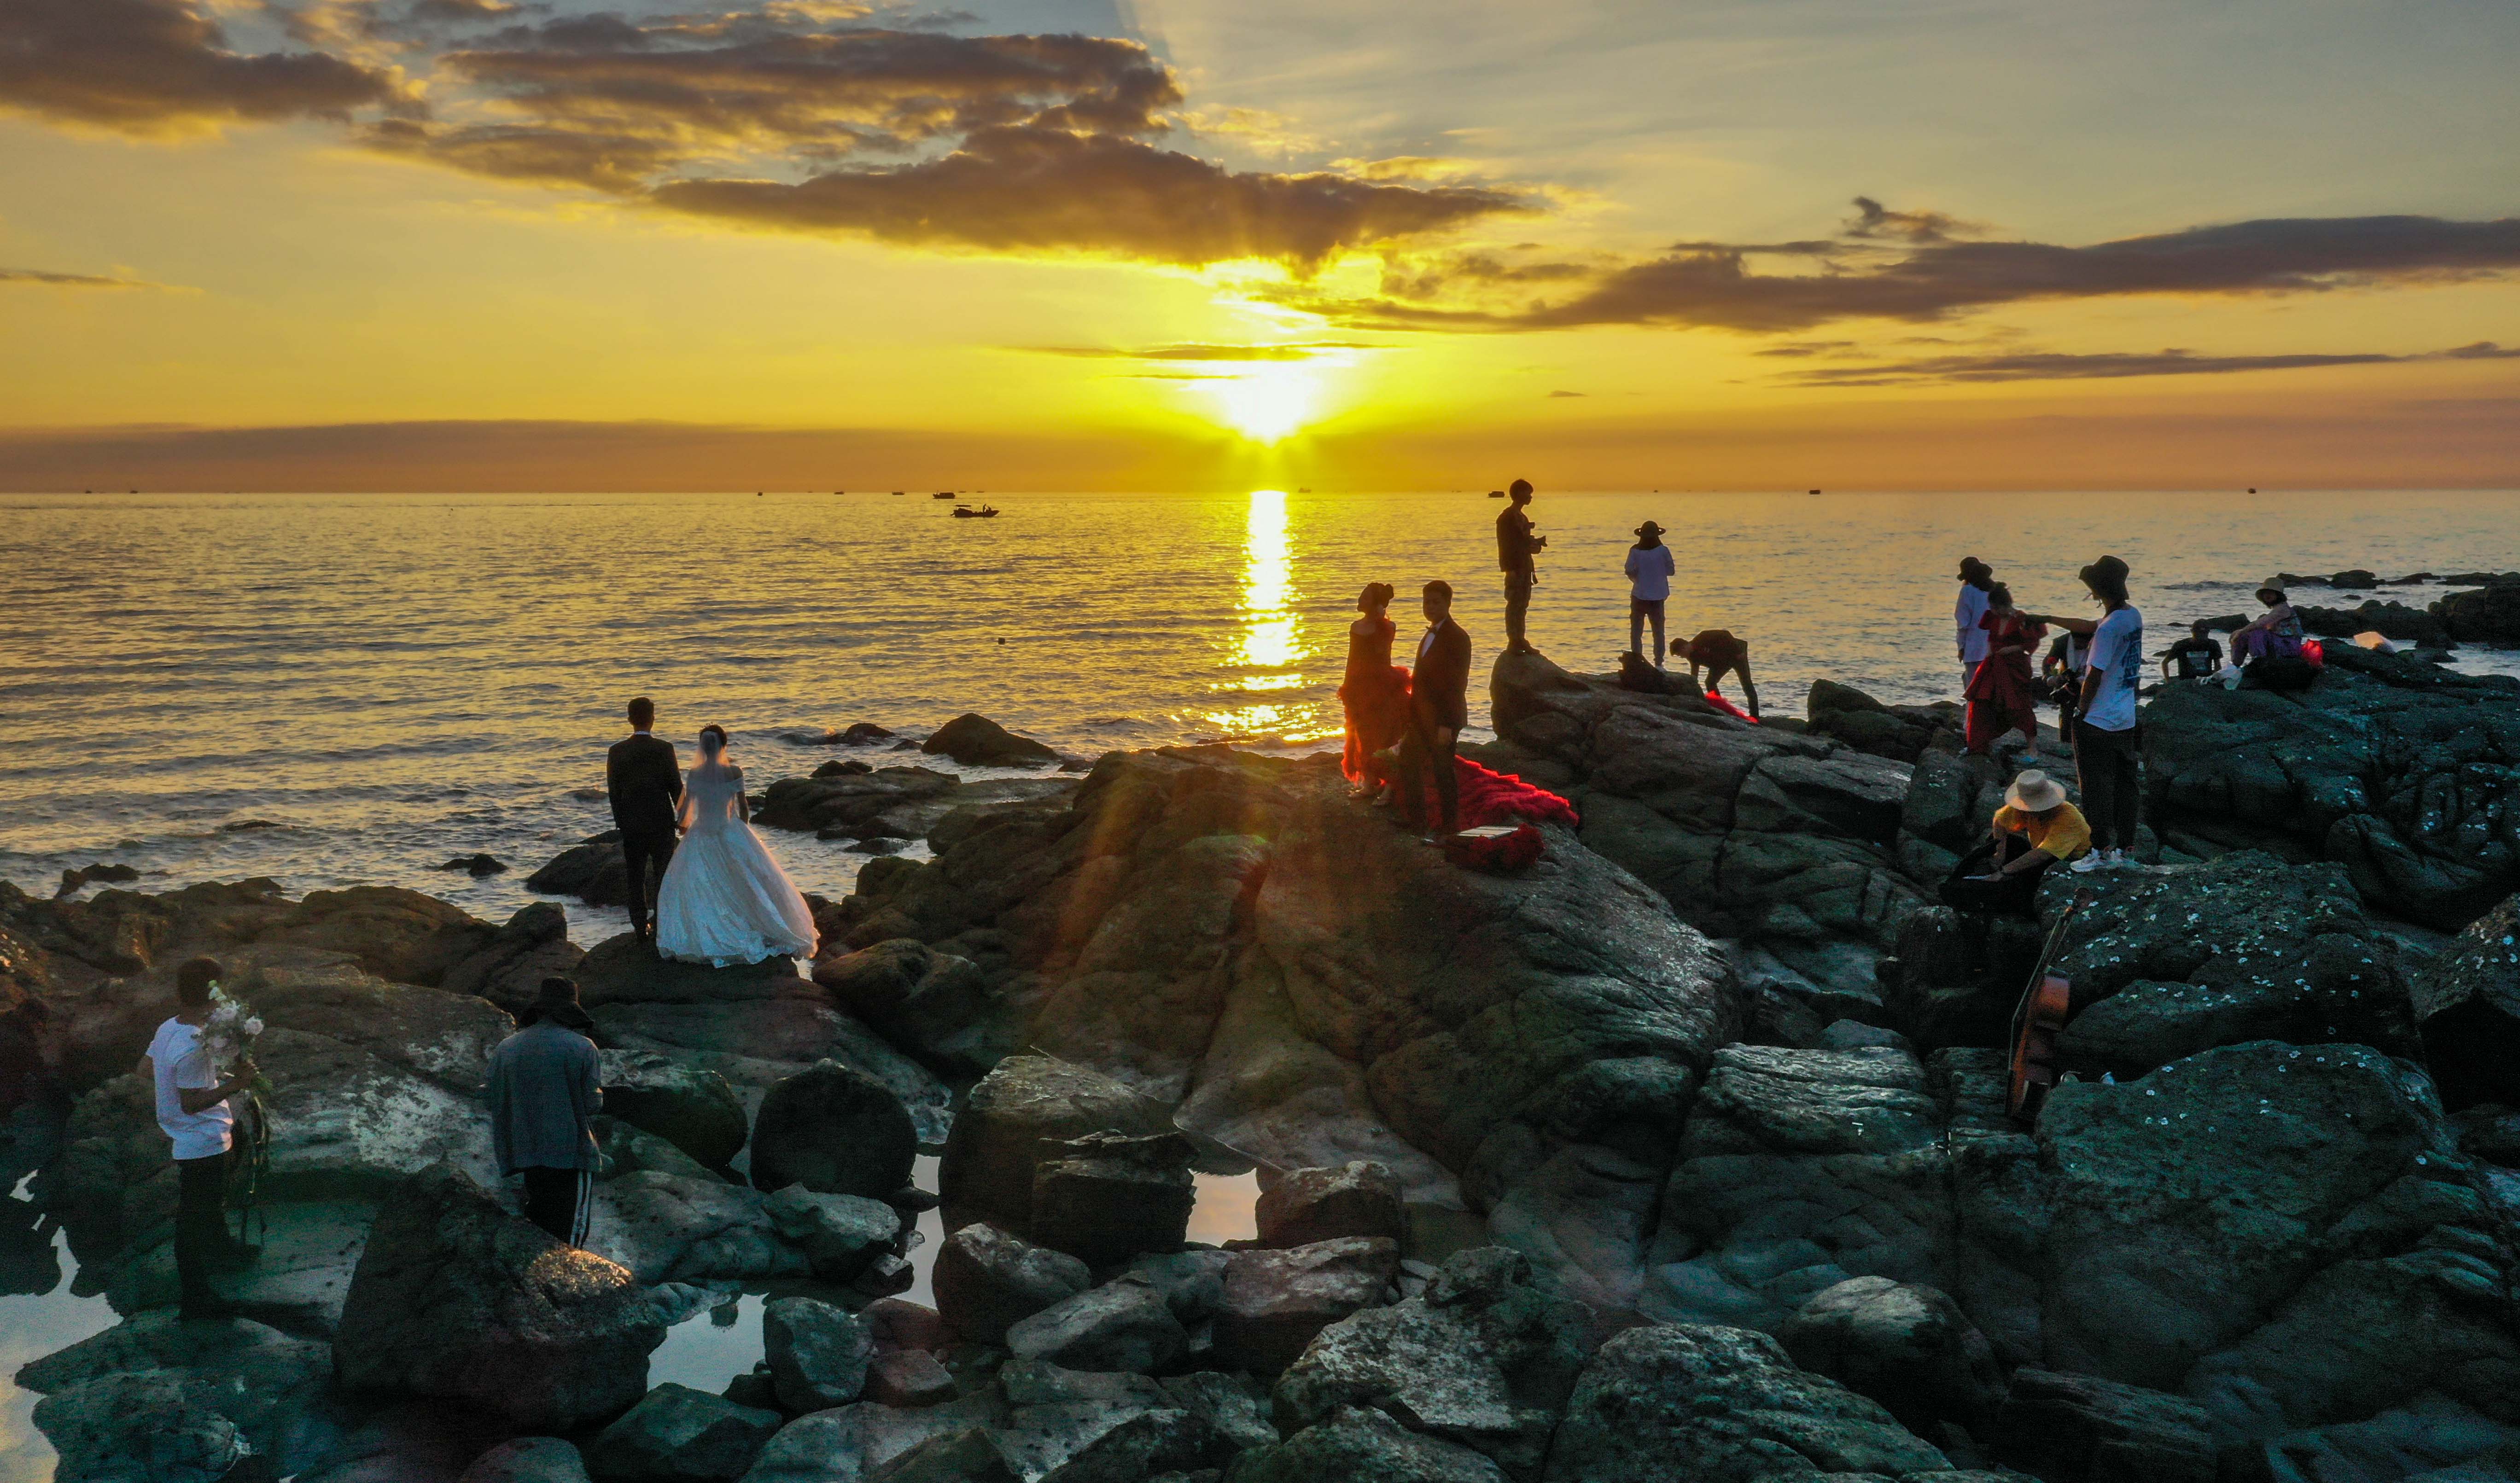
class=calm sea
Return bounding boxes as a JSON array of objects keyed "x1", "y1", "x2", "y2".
[{"x1": 4, "y1": 488, "x2": 2515, "y2": 920}]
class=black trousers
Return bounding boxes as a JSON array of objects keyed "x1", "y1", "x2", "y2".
[
  {"x1": 174, "y1": 1150, "x2": 229, "y2": 1311},
  {"x1": 1396, "y1": 718, "x2": 1460, "y2": 834},
  {"x1": 1939, "y1": 836, "x2": 2050, "y2": 916},
  {"x1": 520, "y1": 1166, "x2": 593, "y2": 1247},
  {"x1": 2074, "y1": 719, "x2": 2143, "y2": 850},
  {"x1": 620, "y1": 828, "x2": 677, "y2": 936},
  {"x1": 1504, "y1": 572, "x2": 1534, "y2": 646}
]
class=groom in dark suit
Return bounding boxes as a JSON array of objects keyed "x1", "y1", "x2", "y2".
[
  {"x1": 607, "y1": 697, "x2": 682, "y2": 943},
  {"x1": 1396, "y1": 580, "x2": 1471, "y2": 839}
]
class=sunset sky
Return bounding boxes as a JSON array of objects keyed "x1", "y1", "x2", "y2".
[{"x1": 3, "y1": 0, "x2": 2517, "y2": 490}]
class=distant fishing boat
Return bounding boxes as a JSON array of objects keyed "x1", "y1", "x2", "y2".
[
  {"x1": 1487, "y1": 489, "x2": 1506, "y2": 498},
  {"x1": 952, "y1": 504, "x2": 999, "y2": 519},
  {"x1": 1297, "y1": 486, "x2": 1311, "y2": 493},
  {"x1": 891, "y1": 490, "x2": 905, "y2": 495},
  {"x1": 932, "y1": 490, "x2": 957, "y2": 499},
  {"x1": 1808, "y1": 489, "x2": 1822, "y2": 495}
]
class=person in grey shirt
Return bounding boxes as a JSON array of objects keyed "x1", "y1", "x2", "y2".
[{"x1": 484, "y1": 977, "x2": 603, "y2": 1245}]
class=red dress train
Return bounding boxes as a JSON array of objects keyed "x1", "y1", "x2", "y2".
[{"x1": 1339, "y1": 617, "x2": 1411, "y2": 786}]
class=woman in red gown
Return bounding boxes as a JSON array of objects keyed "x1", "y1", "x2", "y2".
[
  {"x1": 1338, "y1": 583, "x2": 1410, "y2": 800},
  {"x1": 1966, "y1": 582, "x2": 2047, "y2": 754}
]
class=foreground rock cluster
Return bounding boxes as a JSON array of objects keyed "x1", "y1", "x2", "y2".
[{"x1": 7, "y1": 667, "x2": 2520, "y2": 1482}]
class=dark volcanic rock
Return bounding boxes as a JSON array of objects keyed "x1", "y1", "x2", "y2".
[
  {"x1": 1004, "y1": 1273, "x2": 1190, "y2": 1373},
  {"x1": 764, "y1": 1294, "x2": 874, "y2": 1412},
  {"x1": 1987, "y1": 1367, "x2": 2218, "y2": 1483},
  {"x1": 1028, "y1": 1130, "x2": 1197, "y2": 1266},
  {"x1": 583, "y1": 1383, "x2": 781, "y2": 1481},
  {"x1": 2296, "y1": 599, "x2": 2452, "y2": 648},
  {"x1": 598, "y1": 1049, "x2": 747, "y2": 1169},
  {"x1": 2412, "y1": 895, "x2": 2520, "y2": 1108},
  {"x1": 2143, "y1": 642, "x2": 2520, "y2": 928},
  {"x1": 1254, "y1": 1160, "x2": 1405, "y2": 1249},
  {"x1": 937, "y1": 1053, "x2": 1173, "y2": 1236},
  {"x1": 754, "y1": 767, "x2": 961, "y2": 834},
  {"x1": 55, "y1": 862, "x2": 141, "y2": 896},
  {"x1": 924, "y1": 713, "x2": 1061, "y2": 768},
  {"x1": 933, "y1": 1221, "x2": 1093, "y2": 1344},
  {"x1": 443, "y1": 901, "x2": 585, "y2": 1016},
  {"x1": 437, "y1": 853, "x2": 509, "y2": 877},
  {"x1": 1806, "y1": 678, "x2": 1963, "y2": 764},
  {"x1": 1541, "y1": 1322, "x2": 1948, "y2": 1481},
  {"x1": 813, "y1": 938, "x2": 1000, "y2": 1075},
  {"x1": 334, "y1": 1163, "x2": 666, "y2": 1431},
  {"x1": 18, "y1": 1312, "x2": 332, "y2": 1483},
  {"x1": 1779, "y1": 1275, "x2": 2003, "y2": 1434},
  {"x1": 527, "y1": 832, "x2": 631, "y2": 906},
  {"x1": 460, "y1": 1436, "x2": 594, "y2": 1483},
  {"x1": 750, "y1": 1057, "x2": 919, "y2": 1198},
  {"x1": 1236, "y1": 1404, "x2": 1510, "y2": 1483},
  {"x1": 1212, "y1": 1236, "x2": 1400, "y2": 1374},
  {"x1": 2440, "y1": 582, "x2": 2520, "y2": 644}
]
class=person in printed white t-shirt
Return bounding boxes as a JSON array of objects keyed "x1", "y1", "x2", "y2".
[
  {"x1": 142, "y1": 957, "x2": 262, "y2": 1320},
  {"x1": 2065, "y1": 555, "x2": 2145, "y2": 872},
  {"x1": 1954, "y1": 557, "x2": 1994, "y2": 693},
  {"x1": 1625, "y1": 521, "x2": 1677, "y2": 665}
]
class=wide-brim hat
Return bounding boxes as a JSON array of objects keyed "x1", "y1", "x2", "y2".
[
  {"x1": 2007, "y1": 769, "x2": 2067, "y2": 813},
  {"x1": 1956, "y1": 556, "x2": 1988, "y2": 579},
  {"x1": 1635, "y1": 521, "x2": 1667, "y2": 538},
  {"x1": 522, "y1": 975, "x2": 594, "y2": 1029},
  {"x1": 2256, "y1": 582, "x2": 2287, "y2": 599},
  {"x1": 2078, "y1": 554, "x2": 2130, "y2": 589}
]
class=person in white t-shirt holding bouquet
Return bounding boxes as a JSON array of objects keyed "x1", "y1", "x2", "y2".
[
  {"x1": 2053, "y1": 555, "x2": 2145, "y2": 872},
  {"x1": 142, "y1": 957, "x2": 263, "y2": 1320}
]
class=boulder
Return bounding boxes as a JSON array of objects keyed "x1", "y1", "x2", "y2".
[
  {"x1": 599, "y1": 1049, "x2": 747, "y2": 1168},
  {"x1": 334, "y1": 1163, "x2": 665, "y2": 1431},
  {"x1": 736, "y1": 1393, "x2": 1009, "y2": 1483},
  {"x1": 867, "y1": 1348, "x2": 960, "y2": 1407},
  {"x1": 1254, "y1": 1161, "x2": 1405, "y2": 1250},
  {"x1": 933, "y1": 1221, "x2": 1093, "y2": 1344},
  {"x1": 1212, "y1": 1237, "x2": 1400, "y2": 1374},
  {"x1": 760, "y1": 1186, "x2": 906, "y2": 1281},
  {"x1": 937, "y1": 1054, "x2": 1172, "y2": 1236},
  {"x1": 586, "y1": 1171, "x2": 814, "y2": 1285},
  {"x1": 589, "y1": 992, "x2": 951, "y2": 1151},
  {"x1": 1273, "y1": 1246, "x2": 1595, "y2": 1479},
  {"x1": 461, "y1": 1437, "x2": 595, "y2": 1483},
  {"x1": 1235, "y1": 1404, "x2": 1510, "y2": 1483},
  {"x1": 2143, "y1": 643, "x2": 2520, "y2": 928},
  {"x1": 438, "y1": 853, "x2": 510, "y2": 878},
  {"x1": 750, "y1": 1058, "x2": 919, "y2": 1198},
  {"x1": 1779, "y1": 1276, "x2": 2004, "y2": 1433},
  {"x1": 764, "y1": 1295, "x2": 874, "y2": 1412},
  {"x1": 582, "y1": 1383, "x2": 781, "y2": 1482},
  {"x1": 444, "y1": 901, "x2": 586, "y2": 1016},
  {"x1": 1122, "y1": 1248, "x2": 1234, "y2": 1326},
  {"x1": 1986, "y1": 1367, "x2": 2218, "y2": 1483},
  {"x1": 2296, "y1": 599, "x2": 2453, "y2": 648},
  {"x1": 2439, "y1": 582, "x2": 2520, "y2": 644},
  {"x1": 526, "y1": 833, "x2": 631, "y2": 906},
  {"x1": 1005, "y1": 1274, "x2": 1191, "y2": 1373},
  {"x1": 2410, "y1": 894, "x2": 2520, "y2": 1108},
  {"x1": 754, "y1": 767, "x2": 961, "y2": 834},
  {"x1": 814, "y1": 938, "x2": 1001, "y2": 1075},
  {"x1": 1027, "y1": 1131, "x2": 1197, "y2": 1266},
  {"x1": 924, "y1": 714, "x2": 1060, "y2": 768},
  {"x1": 17, "y1": 1313, "x2": 332, "y2": 1483},
  {"x1": 1541, "y1": 1323, "x2": 1949, "y2": 1481},
  {"x1": 1806, "y1": 679, "x2": 1962, "y2": 764},
  {"x1": 575, "y1": 932, "x2": 819, "y2": 1009}
]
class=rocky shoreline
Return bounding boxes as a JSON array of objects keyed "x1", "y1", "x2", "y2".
[{"x1": 5, "y1": 640, "x2": 2520, "y2": 1483}]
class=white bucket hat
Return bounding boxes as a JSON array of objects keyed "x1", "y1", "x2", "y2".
[{"x1": 2006, "y1": 770, "x2": 2066, "y2": 812}]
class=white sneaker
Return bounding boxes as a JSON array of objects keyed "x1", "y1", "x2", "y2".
[
  {"x1": 2106, "y1": 847, "x2": 2134, "y2": 869},
  {"x1": 2070, "y1": 852, "x2": 2105, "y2": 874}
]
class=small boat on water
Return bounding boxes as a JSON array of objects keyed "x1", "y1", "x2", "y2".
[
  {"x1": 952, "y1": 504, "x2": 1000, "y2": 519},
  {"x1": 1808, "y1": 488, "x2": 1822, "y2": 495},
  {"x1": 1297, "y1": 486, "x2": 1311, "y2": 493},
  {"x1": 1487, "y1": 489, "x2": 1506, "y2": 498},
  {"x1": 932, "y1": 490, "x2": 957, "y2": 500}
]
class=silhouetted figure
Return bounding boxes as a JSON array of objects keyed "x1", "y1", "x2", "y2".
[
  {"x1": 1680, "y1": 628, "x2": 1760, "y2": 718},
  {"x1": 1397, "y1": 581, "x2": 1471, "y2": 839},
  {"x1": 1955, "y1": 557, "x2": 1994, "y2": 693},
  {"x1": 143, "y1": 957, "x2": 261, "y2": 1320},
  {"x1": 2162, "y1": 619, "x2": 2225, "y2": 681},
  {"x1": 1339, "y1": 583, "x2": 1409, "y2": 802},
  {"x1": 1495, "y1": 479, "x2": 1545, "y2": 654},
  {"x1": 1625, "y1": 521, "x2": 1675, "y2": 665},
  {"x1": 607, "y1": 697, "x2": 683, "y2": 944},
  {"x1": 2065, "y1": 555, "x2": 2144, "y2": 872},
  {"x1": 484, "y1": 977, "x2": 603, "y2": 1246}
]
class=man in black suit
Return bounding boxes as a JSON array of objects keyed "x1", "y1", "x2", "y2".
[
  {"x1": 1396, "y1": 581, "x2": 1471, "y2": 839},
  {"x1": 607, "y1": 697, "x2": 682, "y2": 943}
]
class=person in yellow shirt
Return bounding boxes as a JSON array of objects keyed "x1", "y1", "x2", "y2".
[{"x1": 1940, "y1": 770, "x2": 2091, "y2": 916}]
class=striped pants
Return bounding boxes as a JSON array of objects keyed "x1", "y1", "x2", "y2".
[{"x1": 520, "y1": 1166, "x2": 593, "y2": 1247}]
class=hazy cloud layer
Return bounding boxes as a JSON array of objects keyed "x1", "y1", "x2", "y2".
[
  {"x1": 1790, "y1": 341, "x2": 2520, "y2": 386},
  {"x1": 652, "y1": 125, "x2": 1526, "y2": 268},
  {"x1": 0, "y1": 0, "x2": 402, "y2": 133},
  {"x1": 0, "y1": 267, "x2": 160, "y2": 288},
  {"x1": 1027, "y1": 342, "x2": 1374, "y2": 361}
]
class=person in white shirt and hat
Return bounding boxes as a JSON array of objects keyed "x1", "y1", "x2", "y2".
[{"x1": 1625, "y1": 520, "x2": 1677, "y2": 665}]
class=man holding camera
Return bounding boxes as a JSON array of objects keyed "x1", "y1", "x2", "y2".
[{"x1": 1496, "y1": 478, "x2": 1546, "y2": 655}]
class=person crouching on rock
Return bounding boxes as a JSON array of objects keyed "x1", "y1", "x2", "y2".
[
  {"x1": 1679, "y1": 628, "x2": 1760, "y2": 718},
  {"x1": 144, "y1": 956, "x2": 262, "y2": 1321},
  {"x1": 1940, "y1": 770, "x2": 2090, "y2": 916},
  {"x1": 485, "y1": 977, "x2": 603, "y2": 1246}
]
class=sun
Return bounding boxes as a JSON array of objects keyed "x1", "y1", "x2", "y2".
[{"x1": 1205, "y1": 362, "x2": 1320, "y2": 443}]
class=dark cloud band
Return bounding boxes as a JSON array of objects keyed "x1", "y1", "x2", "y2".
[
  {"x1": 0, "y1": 0, "x2": 400, "y2": 133},
  {"x1": 1788, "y1": 341, "x2": 2520, "y2": 386}
]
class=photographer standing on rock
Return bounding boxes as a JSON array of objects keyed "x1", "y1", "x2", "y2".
[
  {"x1": 484, "y1": 977, "x2": 604, "y2": 1246},
  {"x1": 143, "y1": 956, "x2": 260, "y2": 1321},
  {"x1": 1496, "y1": 479, "x2": 1546, "y2": 655}
]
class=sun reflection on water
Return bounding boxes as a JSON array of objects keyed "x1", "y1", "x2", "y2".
[{"x1": 1205, "y1": 489, "x2": 1325, "y2": 740}]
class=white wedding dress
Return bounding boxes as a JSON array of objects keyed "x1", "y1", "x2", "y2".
[{"x1": 655, "y1": 761, "x2": 818, "y2": 966}]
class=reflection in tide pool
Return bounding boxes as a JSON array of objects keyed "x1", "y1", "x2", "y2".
[{"x1": 1207, "y1": 489, "x2": 1326, "y2": 744}]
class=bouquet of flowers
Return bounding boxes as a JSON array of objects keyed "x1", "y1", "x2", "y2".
[{"x1": 200, "y1": 980, "x2": 270, "y2": 1093}]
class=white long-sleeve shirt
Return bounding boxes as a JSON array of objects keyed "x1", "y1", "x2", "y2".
[
  {"x1": 1626, "y1": 544, "x2": 1676, "y2": 601},
  {"x1": 1956, "y1": 583, "x2": 1991, "y2": 663}
]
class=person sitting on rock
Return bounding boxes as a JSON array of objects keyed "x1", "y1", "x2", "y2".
[
  {"x1": 2231, "y1": 584, "x2": 2305, "y2": 665},
  {"x1": 1678, "y1": 628, "x2": 1760, "y2": 718},
  {"x1": 484, "y1": 977, "x2": 603, "y2": 1246},
  {"x1": 2161, "y1": 620, "x2": 2225, "y2": 681},
  {"x1": 142, "y1": 956, "x2": 262, "y2": 1321},
  {"x1": 1940, "y1": 770, "x2": 2090, "y2": 916}
]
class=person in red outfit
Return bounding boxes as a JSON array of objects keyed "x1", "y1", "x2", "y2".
[
  {"x1": 1338, "y1": 582, "x2": 1411, "y2": 801},
  {"x1": 1965, "y1": 582, "x2": 2047, "y2": 754}
]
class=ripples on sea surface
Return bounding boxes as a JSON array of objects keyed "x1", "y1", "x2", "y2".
[{"x1": 2, "y1": 488, "x2": 2514, "y2": 913}]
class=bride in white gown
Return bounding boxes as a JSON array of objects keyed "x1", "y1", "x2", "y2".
[{"x1": 655, "y1": 726, "x2": 818, "y2": 966}]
